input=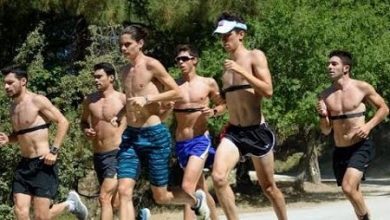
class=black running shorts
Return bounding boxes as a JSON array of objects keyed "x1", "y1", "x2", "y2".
[
  {"x1": 333, "y1": 139, "x2": 374, "y2": 186},
  {"x1": 93, "y1": 149, "x2": 119, "y2": 185},
  {"x1": 221, "y1": 123, "x2": 275, "y2": 160},
  {"x1": 12, "y1": 157, "x2": 59, "y2": 199}
]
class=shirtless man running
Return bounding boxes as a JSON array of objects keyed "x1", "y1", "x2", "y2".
[
  {"x1": 317, "y1": 50, "x2": 389, "y2": 220},
  {"x1": 173, "y1": 44, "x2": 225, "y2": 220},
  {"x1": 211, "y1": 12, "x2": 287, "y2": 220},
  {"x1": 81, "y1": 62, "x2": 126, "y2": 220},
  {"x1": 0, "y1": 67, "x2": 88, "y2": 220},
  {"x1": 117, "y1": 25, "x2": 210, "y2": 220}
]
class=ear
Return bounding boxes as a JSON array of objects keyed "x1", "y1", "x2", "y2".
[
  {"x1": 138, "y1": 39, "x2": 144, "y2": 49},
  {"x1": 238, "y1": 30, "x2": 245, "y2": 41},
  {"x1": 21, "y1": 78, "x2": 27, "y2": 86},
  {"x1": 343, "y1": 65, "x2": 350, "y2": 73},
  {"x1": 109, "y1": 75, "x2": 115, "y2": 82},
  {"x1": 193, "y1": 57, "x2": 199, "y2": 66}
]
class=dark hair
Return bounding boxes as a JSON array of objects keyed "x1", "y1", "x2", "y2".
[
  {"x1": 216, "y1": 11, "x2": 246, "y2": 32},
  {"x1": 329, "y1": 50, "x2": 353, "y2": 70},
  {"x1": 175, "y1": 44, "x2": 199, "y2": 58},
  {"x1": 93, "y1": 62, "x2": 116, "y2": 78},
  {"x1": 1, "y1": 66, "x2": 28, "y2": 81},
  {"x1": 121, "y1": 25, "x2": 149, "y2": 42}
]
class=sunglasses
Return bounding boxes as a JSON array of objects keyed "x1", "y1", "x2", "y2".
[{"x1": 175, "y1": 56, "x2": 194, "y2": 63}]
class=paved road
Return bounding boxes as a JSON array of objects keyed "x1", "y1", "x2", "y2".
[
  {"x1": 219, "y1": 179, "x2": 390, "y2": 220},
  {"x1": 220, "y1": 195, "x2": 390, "y2": 220}
]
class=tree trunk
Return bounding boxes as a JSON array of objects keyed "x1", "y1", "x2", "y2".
[
  {"x1": 295, "y1": 125, "x2": 322, "y2": 190},
  {"x1": 305, "y1": 127, "x2": 322, "y2": 184},
  {"x1": 306, "y1": 142, "x2": 321, "y2": 184}
]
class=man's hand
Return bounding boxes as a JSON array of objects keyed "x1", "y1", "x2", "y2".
[
  {"x1": 0, "y1": 132, "x2": 9, "y2": 146},
  {"x1": 128, "y1": 96, "x2": 148, "y2": 109},
  {"x1": 40, "y1": 152, "x2": 57, "y2": 166},
  {"x1": 161, "y1": 101, "x2": 174, "y2": 111},
  {"x1": 83, "y1": 128, "x2": 96, "y2": 139},
  {"x1": 201, "y1": 107, "x2": 215, "y2": 118},
  {"x1": 316, "y1": 99, "x2": 328, "y2": 117},
  {"x1": 224, "y1": 59, "x2": 246, "y2": 75},
  {"x1": 344, "y1": 125, "x2": 371, "y2": 140}
]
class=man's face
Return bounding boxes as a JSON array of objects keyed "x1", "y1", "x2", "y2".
[
  {"x1": 120, "y1": 34, "x2": 142, "y2": 60},
  {"x1": 3, "y1": 73, "x2": 25, "y2": 98},
  {"x1": 327, "y1": 56, "x2": 349, "y2": 81},
  {"x1": 93, "y1": 69, "x2": 113, "y2": 91},
  {"x1": 175, "y1": 51, "x2": 196, "y2": 75},
  {"x1": 220, "y1": 30, "x2": 243, "y2": 52}
]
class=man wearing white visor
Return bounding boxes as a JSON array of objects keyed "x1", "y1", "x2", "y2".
[{"x1": 211, "y1": 12, "x2": 288, "y2": 220}]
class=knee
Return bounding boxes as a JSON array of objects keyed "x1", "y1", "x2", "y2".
[
  {"x1": 14, "y1": 205, "x2": 29, "y2": 219},
  {"x1": 260, "y1": 182, "x2": 278, "y2": 197},
  {"x1": 341, "y1": 183, "x2": 355, "y2": 197},
  {"x1": 212, "y1": 171, "x2": 229, "y2": 189},
  {"x1": 152, "y1": 191, "x2": 169, "y2": 205},
  {"x1": 118, "y1": 184, "x2": 133, "y2": 199},
  {"x1": 99, "y1": 192, "x2": 113, "y2": 206}
]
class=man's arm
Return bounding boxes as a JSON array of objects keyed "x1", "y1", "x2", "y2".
[
  {"x1": 317, "y1": 94, "x2": 332, "y2": 135},
  {"x1": 224, "y1": 50, "x2": 273, "y2": 98},
  {"x1": 361, "y1": 82, "x2": 389, "y2": 133},
  {"x1": 0, "y1": 132, "x2": 15, "y2": 146},
  {"x1": 80, "y1": 97, "x2": 97, "y2": 137},
  {"x1": 208, "y1": 78, "x2": 226, "y2": 117},
  {"x1": 80, "y1": 97, "x2": 91, "y2": 130},
  {"x1": 159, "y1": 101, "x2": 174, "y2": 121},
  {"x1": 117, "y1": 93, "x2": 128, "y2": 131},
  {"x1": 146, "y1": 59, "x2": 182, "y2": 103},
  {"x1": 33, "y1": 95, "x2": 69, "y2": 149}
]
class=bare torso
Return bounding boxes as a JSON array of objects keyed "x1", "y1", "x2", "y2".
[
  {"x1": 222, "y1": 51, "x2": 263, "y2": 126},
  {"x1": 121, "y1": 62, "x2": 162, "y2": 127},
  {"x1": 10, "y1": 92, "x2": 50, "y2": 158},
  {"x1": 174, "y1": 76, "x2": 213, "y2": 141},
  {"x1": 85, "y1": 91, "x2": 126, "y2": 152},
  {"x1": 323, "y1": 79, "x2": 367, "y2": 147}
]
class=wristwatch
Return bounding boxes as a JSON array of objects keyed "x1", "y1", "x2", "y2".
[{"x1": 49, "y1": 146, "x2": 60, "y2": 155}]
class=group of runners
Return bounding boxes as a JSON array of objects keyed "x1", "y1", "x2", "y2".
[{"x1": 0, "y1": 11, "x2": 388, "y2": 220}]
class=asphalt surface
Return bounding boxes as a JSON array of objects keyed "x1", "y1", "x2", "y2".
[{"x1": 219, "y1": 178, "x2": 390, "y2": 220}]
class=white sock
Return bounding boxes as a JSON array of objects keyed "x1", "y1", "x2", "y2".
[{"x1": 66, "y1": 200, "x2": 76, "y2": 212}]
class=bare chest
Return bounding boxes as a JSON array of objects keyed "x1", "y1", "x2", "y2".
[
  {"x1": 326, "y1": 88, "x2": 365, "y2": 113},
  {"x1": 11, "y1": 101, "x2": 40, "y2": 130},
  {"x1": 122, "y1": 66, "x2": 153, "y2": 96},
  {"x1": 179, "y1": 81, "x2": 210, "y2": 104},
  {"x1": 89, "y1": 98, "x2": 123, "y2": 121}
]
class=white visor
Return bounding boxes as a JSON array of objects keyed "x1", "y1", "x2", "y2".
[{"x1": 213, "y1": 20, "x2": 247, "y2": 34}]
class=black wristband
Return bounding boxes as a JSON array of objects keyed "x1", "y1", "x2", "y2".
[
  {"x1": 49, "y1": 146, "x2": 60, "y2": 155},
  {"x1": 318, "y1": 114, "x2": 327, "y2": 118}
]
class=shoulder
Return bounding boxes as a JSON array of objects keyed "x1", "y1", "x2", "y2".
[
  {"x1": 115, "y1": 91, "x2": 127, "y2": 102},
  {"x1": 353, "y1": 79, "x2": 375, "y2": 93},
  {"x1": 31, "y1": 93, "x2": 51, "y2": 105},
  {"x1": 31, "y1": 93, "x2": 55, "y2": 109},
  {"x1": 202, "y1": 76, "x2": 217, "y2": 86},
  {"x1": 250, "y1": 49, "x2": 267, "y2": 60},
  {"x1": 145, "y1": 56, "x2": 164, "y2": 71}
]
